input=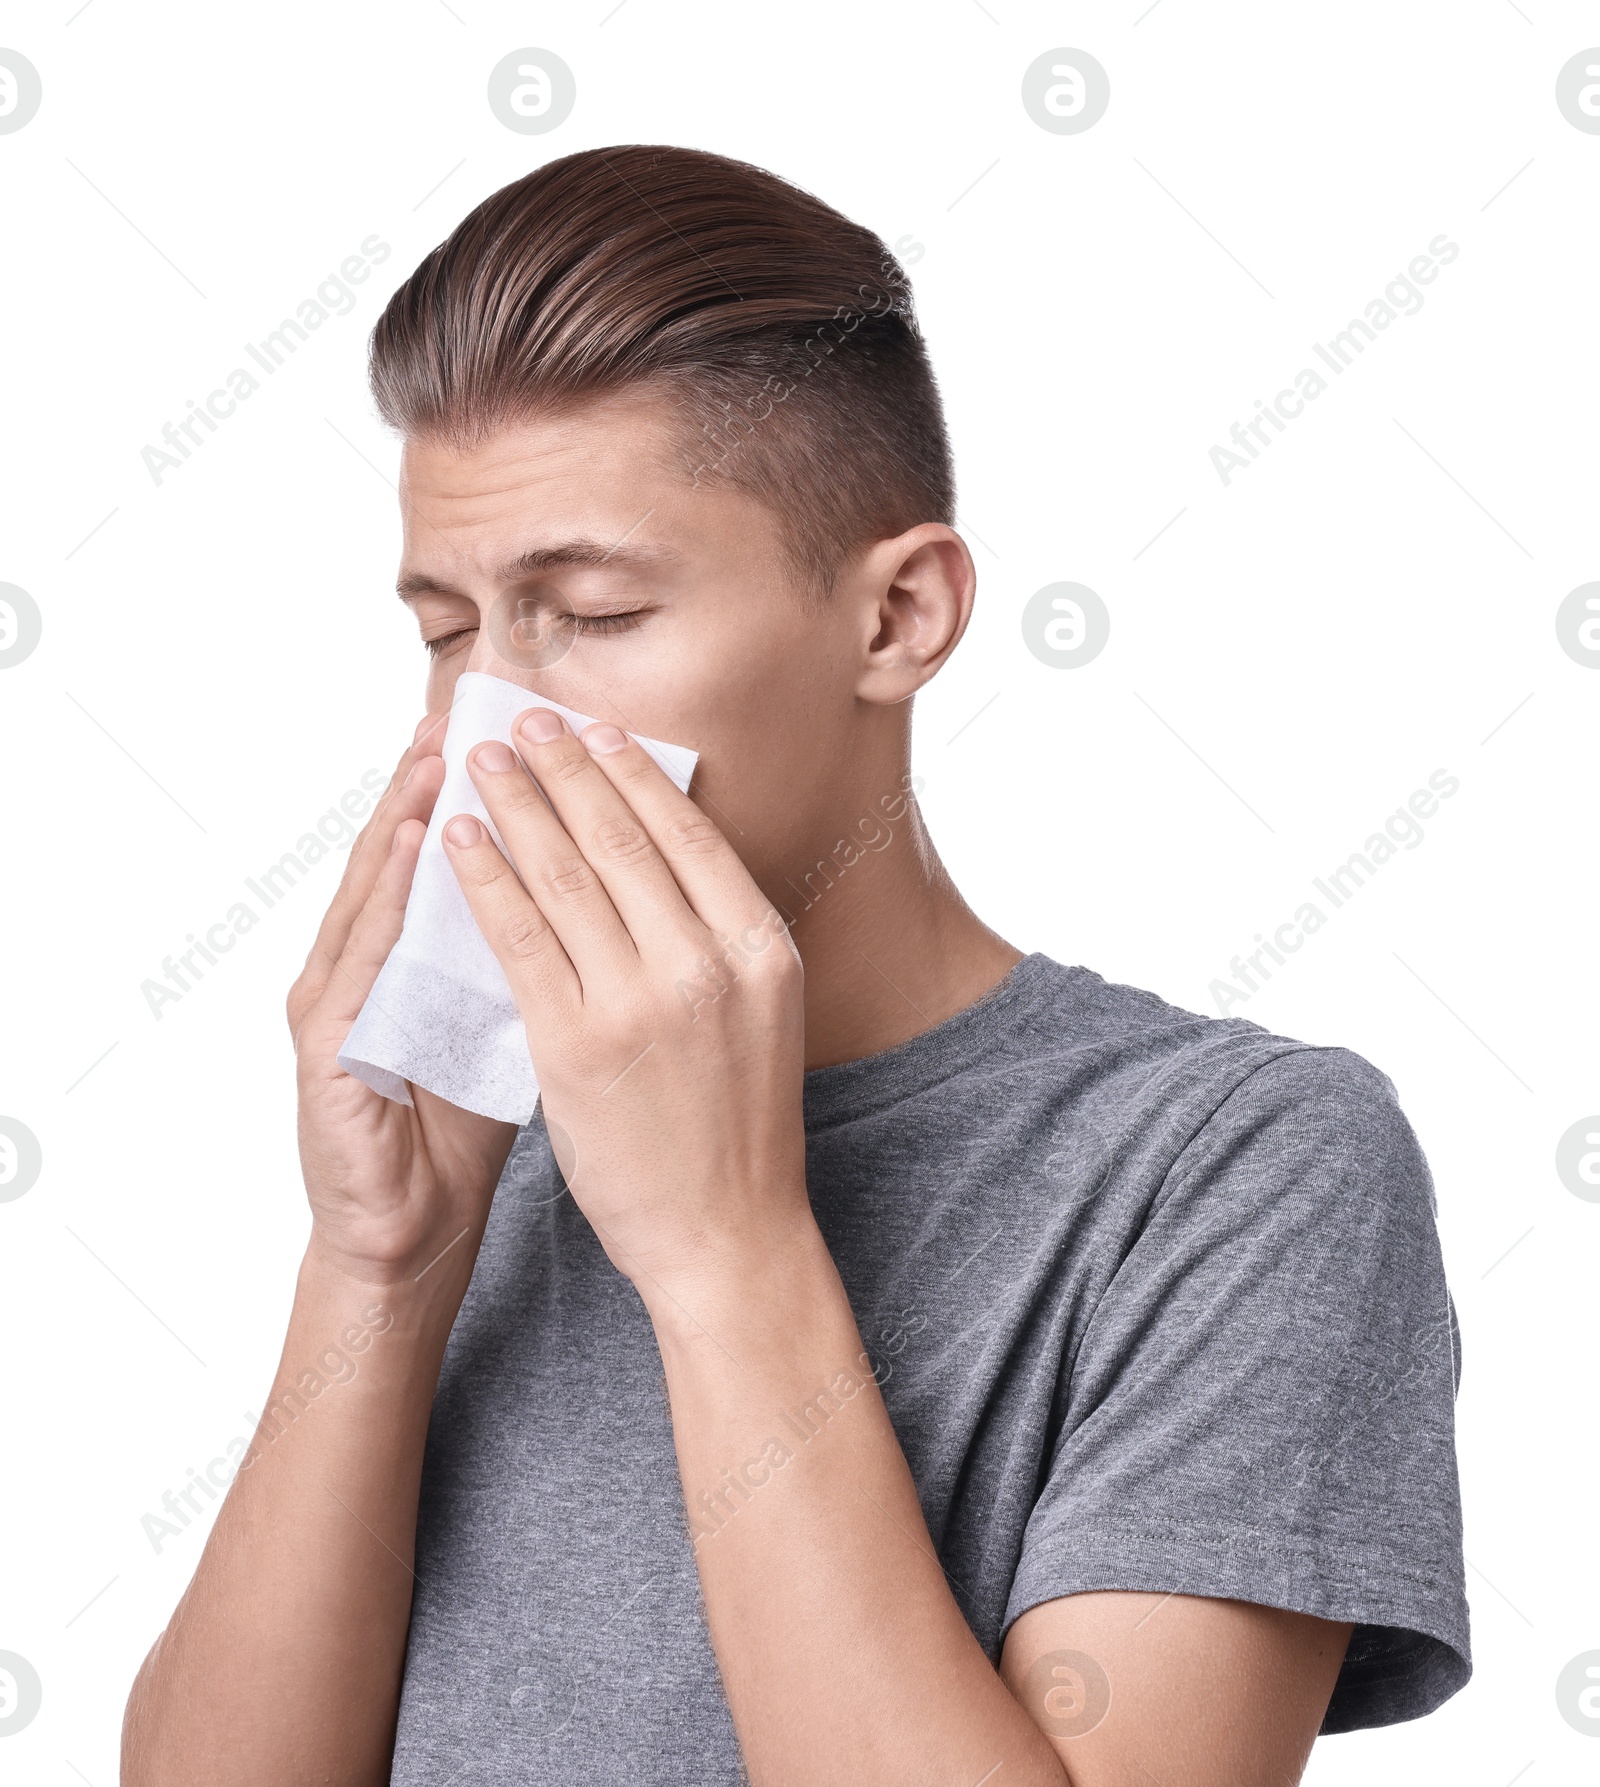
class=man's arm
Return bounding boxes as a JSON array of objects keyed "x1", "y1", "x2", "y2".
[
  {"x1": 1002, "y1": 1592, "x2": 1350, "y2": 1785},
  {"x1": 447, "y1": 711, "x2": 1351, "y2": 1785},
  {"x1": 123, "y1": 722, "x2": 514, "y2": 1786},
  {"x1": 645, "y1": 1227, "x2": 1069, "y2": 1784},
  {"x1": 122, "y1": 1248, "x2": 474, "y2": 1786},
  {"x1": 644, "y1": 1234, "x2": 1348, "y2": 1785}
]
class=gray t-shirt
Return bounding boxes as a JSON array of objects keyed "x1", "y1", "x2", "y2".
[{"x1": 390, "y1": 954, "x2": 1469, "y2": 1782}]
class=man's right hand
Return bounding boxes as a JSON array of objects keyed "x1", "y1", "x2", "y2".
[
  {"x1": 124, "y1": 715, "x2": 522, "y2": 1787},
  {"x1": 286, "y1": 712, "x2": 517, "y2": 1288}
]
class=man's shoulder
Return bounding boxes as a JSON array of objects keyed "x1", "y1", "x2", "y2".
[
  {"x1": 999, "y1": 956, "x2": 1411, "y2": 1169},
  {"x1": 1002, "y1": 954, "x2": 1372, "y2": 1086},
  {"x1": 807, "y1": 954, "x2": 1412, "y2": 1193}
]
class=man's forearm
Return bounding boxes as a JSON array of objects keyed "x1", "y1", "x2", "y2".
[
  {"x1": 122, "y1": 1242, "x2": 472, "y2": 1787},
  {"x1": 644, "y1": 1218, "x2": 1066, "y2": 1787}
]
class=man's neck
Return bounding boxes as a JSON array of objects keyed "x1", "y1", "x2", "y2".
[{"x1": 772, "y1": 797, "x2": 1022, "y2": 1072}]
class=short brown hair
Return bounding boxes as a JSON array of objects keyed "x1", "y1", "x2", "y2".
[{"x1": 369, "y1": 145, "x2": 954, "y2": 590}]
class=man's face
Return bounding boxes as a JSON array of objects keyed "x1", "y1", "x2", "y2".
[{"x1": 396, "y1": 393, "x2": 894, "y2": 901}]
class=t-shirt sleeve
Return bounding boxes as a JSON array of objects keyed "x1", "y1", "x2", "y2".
[{"x1": 1003, "y1": 1044, "x2": 1470, "y2": 1732}]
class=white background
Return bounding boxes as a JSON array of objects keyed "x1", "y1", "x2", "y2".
[{"x1": 1, "y1": 2, "x2": 1595, "y2": 1781}]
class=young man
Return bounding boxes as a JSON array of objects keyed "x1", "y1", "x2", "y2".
[{"x1": 123, "y1": 146, "x2": 1468, "y2": 1785}]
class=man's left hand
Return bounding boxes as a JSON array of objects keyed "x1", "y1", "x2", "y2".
[{"x1": 443, "y1": 706, "x2": 813, "y2": 1298}]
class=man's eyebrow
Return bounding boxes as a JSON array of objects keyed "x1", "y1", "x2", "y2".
[{"x1": 396, "y1": 538, "x2": 672, "y2": 600}]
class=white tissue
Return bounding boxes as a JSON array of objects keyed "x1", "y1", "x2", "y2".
[{"x1": 339, "y1": 671, "x2": 698, "y2": 1124}]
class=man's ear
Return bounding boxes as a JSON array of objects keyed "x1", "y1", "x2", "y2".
[{"x1": 852, "y1": 524, "x2": 977, "y2": 706}]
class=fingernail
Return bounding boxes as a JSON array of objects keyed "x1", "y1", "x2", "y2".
[
  {"x1": 582, "y1": 723, "x2": 628, "y2": 755},
  {"x1": 519, "y1": 707, "x2": 565, "y2": 744},
  {"x1": 474, "y1": 741, "x2": 518, "y2": 773},
  {"x1": 444, "y1": 815, "x2": 483, "y2": 847}
]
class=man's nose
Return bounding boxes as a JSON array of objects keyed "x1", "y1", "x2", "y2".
[{"x1": 474, "y1": 589, "x2": 578, "y2": 680}]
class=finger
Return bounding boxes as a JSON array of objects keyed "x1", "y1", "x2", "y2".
[
  {"x1": 296, "y1": 818, "x2": 426, "y2": 1054},
  {"x1": 505, "y1": 705, "x2": 701, "y2": 950},
  {"x1": 342, "y1": 712, "x2": 448, "y2": 903},
  {"x1": 293, "y1": 744, "x2": 444, "y2": 1021},
  {"x1": 335, "y1": 713, "x2": 448, "y2": 915},
  {"x1": 466, "y1": 736, "x2": 634, "y2": 980},
  {"x1": 571, "y1": 720, "x2": 775, "y2": 938},
  {"x1": 441, "y1": 812, "x2": 580, "y2": 1019}
]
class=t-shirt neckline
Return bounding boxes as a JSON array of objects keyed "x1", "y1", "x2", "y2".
[{"x1": 801, "y1": 951, "x2": 1065, "y2": 1132}]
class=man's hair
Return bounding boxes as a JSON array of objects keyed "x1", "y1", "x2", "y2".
[{"x1": 368, "y1": 145, "x2": 954, "y2": 591}]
